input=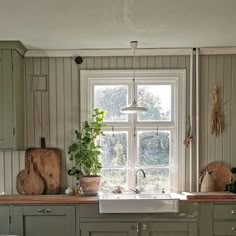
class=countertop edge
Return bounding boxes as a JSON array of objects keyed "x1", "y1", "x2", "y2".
[{"x1": 1, "y1": 194, "x2": 236, "y2": 204}]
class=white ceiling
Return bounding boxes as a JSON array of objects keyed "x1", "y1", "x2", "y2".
[{"x1": 0, "y1": 0, "x2": 236, "y2": 49}]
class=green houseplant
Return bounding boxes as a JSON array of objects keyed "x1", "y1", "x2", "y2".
[{"x1": 68, "y1": 108, "x2": 107, "y2": 195}]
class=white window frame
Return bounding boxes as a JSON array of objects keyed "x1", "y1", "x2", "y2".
[{"x1": 80, "y1": 69, "x2": 186, "y2": 192}]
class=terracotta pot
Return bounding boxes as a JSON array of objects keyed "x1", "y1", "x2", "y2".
[{"x1": 80, "y1": 176, "x2": 101, "y2": 196}]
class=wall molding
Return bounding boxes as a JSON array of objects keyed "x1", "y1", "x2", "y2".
[
  {"x1": 0, "y1": 41, "x2": 27, "y2": 56},
  {"x1": 25, "y1": 48, "x2": 193, "y2": 57},
  {"x1": 25, "y1": 47, "x2": 236, "y2": 57},
  {"x1": 199, "y1": 47, "x2": 236, "y2": 55}
]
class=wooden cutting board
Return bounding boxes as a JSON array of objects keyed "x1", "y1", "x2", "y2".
[
  {"x1": 183, "y1": 192, "x2": 236, "y2": 199},
  {"x1": 16, "y1": 169, "x2": 29, "y2": 194},
  {"x1": 23, "y1": 162, "x2": 45, "y2": 195},
  {"x1": 25, "y1": 148, "x2": 61, "y2": 194}
]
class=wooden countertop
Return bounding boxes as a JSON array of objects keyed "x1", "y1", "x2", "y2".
[
  {"x1": 1, "y1": 193, "x2": 236, "y2": 204},
  {"x1": 0, "y1": 194, "x2": 98, "y2": 204}
]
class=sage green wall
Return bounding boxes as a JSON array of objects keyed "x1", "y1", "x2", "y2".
[
  {"x1": 199, "y1": 55, "x2": 236, "y2": 169},
  {"x1": 23, "y1": 56, "x2": 192, "y2": 192},
  {"x1": 1, "y1": 54, "x2": 236, "y2": 194}
]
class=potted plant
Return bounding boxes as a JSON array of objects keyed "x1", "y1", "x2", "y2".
[{"x1": 68, "y1": 108, "x2": 107, "y2": 196}]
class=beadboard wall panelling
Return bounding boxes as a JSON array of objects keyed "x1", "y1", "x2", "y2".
[
  {"x1": 25, "y1": 57, "x2": 81, "y2": 189},
  {"x1": 25, "y1": 56, "x2": 192, "y2": 192},
  {"x1": 199, "y1": 55, "x2": 236, "y2": 170},
  {"x1": 1, "y1": 56, "x2": 191, "y2": 194},
  {"x1": 1, "y1": 55, "x2": 236, "y2": 194},
  {"x1": 0, "y1": 151, "x2": 25, "y2": 194}
]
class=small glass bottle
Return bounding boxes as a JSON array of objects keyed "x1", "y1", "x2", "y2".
[{"x1": 74, "y1": 179, "x2": 80, "y2": 195}]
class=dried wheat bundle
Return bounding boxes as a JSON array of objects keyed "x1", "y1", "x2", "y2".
[{"x1": 211, "y1": 83, "x2": 224, "y2": 136}]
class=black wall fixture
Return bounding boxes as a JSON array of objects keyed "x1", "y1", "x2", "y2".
[{"x1": 75, "y1": 56, "x2": 83, "y2": 64}]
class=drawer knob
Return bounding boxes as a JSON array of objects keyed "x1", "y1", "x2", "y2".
[
  {"x1": 131, "y1": 225, "x2": 136, "y2": 230},
  {"x1": 232, "y1": 227, "x2": 236, "y2": 231},
  {"x1": 232, "y1": 210, "x2": 236, "y2": 214},
  {"x1": 38, "y1": 208, "x2": 45, "y2": 212},
  {"x1": 45, "y1": 209, "x2": 51, "y2": 213}
]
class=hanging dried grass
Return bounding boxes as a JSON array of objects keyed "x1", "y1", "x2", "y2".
[{"x1": 211, "y1": 83, "x2": 224, "y2": 136}]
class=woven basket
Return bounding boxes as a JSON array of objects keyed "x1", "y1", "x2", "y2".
[{"x1": 200, "y1": 162, "x2": 233, "y2": 191}]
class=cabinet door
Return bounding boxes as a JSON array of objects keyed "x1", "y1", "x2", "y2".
[
  {"x1": 141, "y1": 222, "x2": 198, "y2": 236},
  {"x1": 80, "y1": 222, "x2": 138, "y2": 236},
  {"x1": 0, "y1": 51, "x2": 3, "y2": 147},
  {"x1": 12, "y1": 205, "x2": 75, "y2": 236},
  {"x1": 0, "y1": 206, "x2": 10, "y2": 234},
  {"x1": 0, "y1": 49, "x2": 13, "y2": 149}
]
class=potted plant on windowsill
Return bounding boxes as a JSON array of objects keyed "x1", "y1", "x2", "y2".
[{"x1": 68, "y1": 108, "x2": 107, "y2": 196}]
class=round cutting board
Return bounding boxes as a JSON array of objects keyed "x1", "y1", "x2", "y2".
[
  {"x1": 23, "y1": 162, "x2": 45, "y2": 195},
  {"x1": 16, "y1": 169, "x2": 28, "y2": 194}
]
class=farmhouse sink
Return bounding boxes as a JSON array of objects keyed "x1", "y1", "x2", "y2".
[{"x1": 99, "y1": 193, "x2": 181, "y2": 213}]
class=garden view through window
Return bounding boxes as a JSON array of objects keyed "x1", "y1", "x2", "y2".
[
  {"x1": 95, "y1": 84, "x2": 173, "y2": 192},
  {"x1": 80, "y1": 70, "x2": 186, "y2": 193}
]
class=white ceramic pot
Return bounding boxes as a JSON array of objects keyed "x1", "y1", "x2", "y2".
[{"x1": 200, "y1": 171, "x2": 215, "y2": 192}]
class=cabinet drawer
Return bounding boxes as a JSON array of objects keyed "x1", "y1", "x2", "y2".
[
  {"x1": 214, "y1": 222, "x2": 236, "y2": 235},
  {"x1": 214, "y1": 205, "x2": 236, "y2": 219},
  {"x1": 23, "y1": 205, "x2": 67, "y2": 215}
]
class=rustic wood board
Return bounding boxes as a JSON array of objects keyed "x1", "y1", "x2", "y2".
[
  {"x1": 183, "y1": 191, "x2": 236, "y2": 199},
  {"x1": 25, "y1": 148, "x2": 61, "y2": 194},
  {"x1": 23, "y1": 162, "x2": 45, "y2": 195},
  {"x1": 16, "y1": 169, "x2": 28, "y2": 194}
]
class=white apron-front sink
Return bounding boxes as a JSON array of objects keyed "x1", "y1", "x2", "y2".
[{"x1": 99, "y1": 193, "x2": 181, "y2": 213}]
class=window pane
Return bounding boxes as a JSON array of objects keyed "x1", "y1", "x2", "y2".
[
  {"x1": 137, "y1": 85, "x2": 172, "y2": 121},
  {"x1": 100, "y1": 168, "x2": 127, "y2": 192},
  {"x1": 100, "y1": 132, "x2": 128, "y2": 167},
  {"x1": 137, "y1": 168, "x2": 170, "y2": 192},
  {"x1": 94, "y1": 85, "x2": 128, "y2": 122},
  {"x1": 137, "y1": 131, "x2": 170, "y2": 166}
]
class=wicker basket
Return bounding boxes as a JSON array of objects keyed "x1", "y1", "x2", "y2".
[{"x1": 200, "y1": 162, "x2": 233, "y2": 191}]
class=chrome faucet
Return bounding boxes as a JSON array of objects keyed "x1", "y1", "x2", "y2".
[{"x1": 131, "y1": 168, "x2": 146, "y2": 194}]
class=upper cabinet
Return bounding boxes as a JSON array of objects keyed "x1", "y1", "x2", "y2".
[{"x1": 0, "y1": 41, "x2": 26, "y2": 150}]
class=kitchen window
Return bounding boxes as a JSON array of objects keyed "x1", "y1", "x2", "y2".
[{"x1": 80, "y1": 70, "x2": 186, "y2": 193}]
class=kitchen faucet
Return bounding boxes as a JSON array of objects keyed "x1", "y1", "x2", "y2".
[{"x1": 130, "y1": 168, "x2": 146, "y2": 194}]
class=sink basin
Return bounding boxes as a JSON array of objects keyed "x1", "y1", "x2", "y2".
[{"x1": 99, "y1": 193, "x2": 181, "y2": 213}]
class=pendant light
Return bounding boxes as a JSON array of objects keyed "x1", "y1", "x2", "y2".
[{"x1": 121, "y1": 41, "x2": 147, "y2": 113}]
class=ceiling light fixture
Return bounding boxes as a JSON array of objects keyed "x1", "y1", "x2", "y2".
[{"x1": 121, "y1": 41, "x2": 147, "y2": 114}]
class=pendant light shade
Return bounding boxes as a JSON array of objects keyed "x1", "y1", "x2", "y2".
[
  {"x1": 121, "y1": 41, "x2": 147, "y2": 114},
  {"x1": 121, "y1": 99, "x2": 147, "y2": 113}
]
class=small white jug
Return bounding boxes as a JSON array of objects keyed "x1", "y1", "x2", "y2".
[{"x1": 200, "y1": 171, "x2": 215, "y2": 192}]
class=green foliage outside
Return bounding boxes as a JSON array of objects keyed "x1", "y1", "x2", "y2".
[
  {"x1": 73, "y1": 86, "x2": 172, "y2": 191},
  {"x1": 94, "y1": 86, "x2": 171, "y2": 191}
]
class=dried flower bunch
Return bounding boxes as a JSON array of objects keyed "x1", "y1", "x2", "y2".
[
  {"x1": 211, "y1": 83, "x2": 224, "y2": 136},
  {"x1": 184, "y1": 116, "x2": 193, "y2": 149}
]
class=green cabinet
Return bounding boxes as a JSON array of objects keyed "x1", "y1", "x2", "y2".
[
  {"x1": 140, "y1": 222, "x2": 198, "y2": 236},
  {"x1": 0, "y1": 206, "x2": 10, "y2": 234},
  {"x1": 78, "y1": 204, "x2": 198, "y2": 236},
  {"x1": 213, "y1": 204, "x2": 236, "y2": 236},
  {"x1": 80, "y1": 222, "x2": 138, "y2": 236},
  {"x1": 11, "y1": 205, "x2": 76, "y2": 236},
  {"x1": 80, "y1": 222, "x2": 198, "y2": 236},
  {"x1": 0, "y1": 48, "x2": 24, "y2": 150}
]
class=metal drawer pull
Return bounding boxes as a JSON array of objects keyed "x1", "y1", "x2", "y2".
[
  {"x1": 143, "y1": 224, "x2": 147, "y2": 230},
  {"x1": 37, "y1": 208, "x2": 51, "y2": 213},
  {"x1": 38, "y1": 208, "x2": 46, "y2": 212},
  {"x1": 232, "y1": 210, "x2": 236, "y2": 214},
  {"x1": 232, "y1": 227, "x2": 236, "y2": 231}
]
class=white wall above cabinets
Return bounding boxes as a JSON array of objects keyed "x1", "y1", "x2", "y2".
[{"x1": 0, "y1": 42, "x2": 25, "y2": 150}]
